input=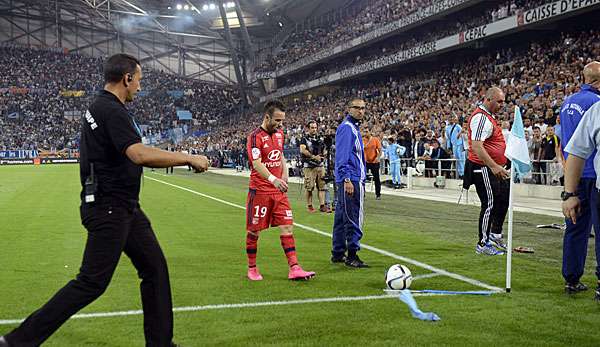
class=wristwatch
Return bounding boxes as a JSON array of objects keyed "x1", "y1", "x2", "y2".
[
  {"x1": 561, "y1": 191, "x2": 578, "y2": 201},
  {"x1": 344, "y1": 178, "x2": 351, "y2": 183}
]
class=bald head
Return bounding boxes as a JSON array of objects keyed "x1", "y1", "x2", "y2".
[
  {"x1": 483, "y1": 86, "x2": 506, "y2": 114},
  {"x1": 485, "y1": 87, "x2": 503, "y2": 100},
  {"x1": 583, "y1": 61, "x2": 600, "y2": 85}
]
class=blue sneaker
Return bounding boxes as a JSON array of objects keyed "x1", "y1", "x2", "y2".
[
  {"x1": 476, "y1": 242, "x2": 505, "y2": 256},
  {"x1": 489, "y1": 234, "x2": 507, "y2": 251}
]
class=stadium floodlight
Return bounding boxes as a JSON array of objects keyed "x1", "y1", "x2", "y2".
[
  {"x1": 202, "y1": 4, "x2": 209, "y2": 10},
  {"x1": 176, "y1": 4, "x2": 183, "y2": 10},
  {"x1": 167, "y1": 6, "x2": 172, "y2": 10},
  {"x1": 183, "y1": 4, "x2": 189, "y2": 10},
  {"x1": 209, "y1": 3, "x2": 216, "y2": 10},
  {"x1": 227, "y1": 2, "x2": 235, "y2": 7},
  {"x1": 278, "y1": 21, "x2": 283, "y2": 27}
]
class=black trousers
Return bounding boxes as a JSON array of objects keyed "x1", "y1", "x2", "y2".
[
  {"x1": 471, "y1": 164, "x2": 510, "y2": 245},
  {"x1": 366, "y1": 163, "x2": 381, "y2": 197},
  {"x1": 5, "y1": 199, "x2": 173, "y2": 347}
]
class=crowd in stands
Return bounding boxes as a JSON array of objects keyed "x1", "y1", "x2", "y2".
[
  {"x1": 2, "y1": 1, "x2": 599, "y2": 187},
  {"x1": 201, "y1": 27, "x2": 599, "y2": 185},
  {"x1": 257, "y1": 0, "x2": 550, "y2": 74},
  {"x1": 277, "y1": 0, "x2": 554, "y2": 87},
  {"x1": 0, "y1": 45, "x2": 240, "y2": 151}
]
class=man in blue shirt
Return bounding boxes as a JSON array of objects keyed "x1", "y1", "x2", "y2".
[
  {"x1": 445, "y1": 115, "x2": 465, "y2": 178},
  {"x1": 332, "y1": 98, "x2": 368, "y2": 268},
  {"x1": 384, "y1": 136, "x2": 406, "y2": 189},
  {"x1": 560, "y1": 61, "x2": 600, "y2": 295}
]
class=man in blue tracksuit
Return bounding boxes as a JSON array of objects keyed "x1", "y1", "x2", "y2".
[
  {"x1": 446, "y1": 114, "x2": 465, "y2": 178},
  {"x1": 384, "y1": 136, "x2": 406, "y2": 188},
  {"x1": 560, "y1": 61, "x2": 600, "y2": 295},
  {"x1": 331, "y1": 98, "x2": 368, "y2": 268}
]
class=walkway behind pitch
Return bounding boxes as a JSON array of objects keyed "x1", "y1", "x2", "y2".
[{"x1": 202, "y1": 168, "x2": 562, "y2": 218}]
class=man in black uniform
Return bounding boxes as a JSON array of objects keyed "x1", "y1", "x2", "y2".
[
  {"x1": 166, "y1": 144, "x2": 175, "y2": 174},
  {"x1": 0, "y1": 54, "x2": 208, "y2": 347},
  {"x1": 299, "y1": 120, "x2": 330, "y2": 213}
]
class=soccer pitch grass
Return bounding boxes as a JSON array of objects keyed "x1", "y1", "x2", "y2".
[{"x1": 1, "y1": 165, "x2": 599, "y2": 346}]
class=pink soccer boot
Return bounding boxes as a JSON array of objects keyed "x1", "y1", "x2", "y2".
[
  {"x1": 288, "y1": 264, "x2": 316, "y2": 280},
  {"x1": 247, "y1": 267, "x2": 263, "y2": 281}
]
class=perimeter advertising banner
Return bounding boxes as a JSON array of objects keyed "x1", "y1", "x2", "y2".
[{"x1": 0, "y1": 158, "x2": 79, "y2": 165}]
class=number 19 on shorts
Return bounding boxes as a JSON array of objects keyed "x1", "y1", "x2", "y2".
[{"x1": 254, "y1": 206, "x2": 267, "y2": 218}]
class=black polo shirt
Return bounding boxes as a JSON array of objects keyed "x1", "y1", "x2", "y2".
[
  {"x1": 299, "y1": 134, "x2": 325, "y2": 168},
  {"x1": 79, "y1": 90, "x2": 142, "y2": 203},
  {"x1": 541, "y1": 134, "x2": 560, "y2": 160}
]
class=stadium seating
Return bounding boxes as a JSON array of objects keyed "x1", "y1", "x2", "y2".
[{"x1": 0, "y1": 45, "x2": 240, "y2": 151}]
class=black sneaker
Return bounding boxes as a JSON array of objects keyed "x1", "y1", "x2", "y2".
[
  {"x1": 331, "y1": 255, "x2": 346, "y2": 263},
  {"x1": 345, "y1": 256, "x2": 369, "y2": 268},
  {"x1": 0, "y1": 336, "x2": 9, "y2": 347},
  {"x1": 375, "y1": 196, "x2": 381, "y2": 200},
  {"x1": 565, "y1": 282, "x2": 588, "y2": 295},
  {"x1": 595, "y1": 286, "x2": 600, "y2": 301}
]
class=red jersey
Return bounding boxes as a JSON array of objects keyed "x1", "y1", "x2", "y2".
[
  {"x1": 467, "y1": 105, "x2": 507, "y2": 166},
  {"x1": 247, "y1": 127, "x2": 285, "y2": 193}
]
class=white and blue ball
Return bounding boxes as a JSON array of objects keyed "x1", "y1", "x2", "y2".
[{"x1": 385, "y1": 264, "x2": 412, "y2": 290}]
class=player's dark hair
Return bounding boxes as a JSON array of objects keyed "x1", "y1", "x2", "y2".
[
  {"x1": 348, "y1": 98, "x2": 364, "y2": 107},
  {"x1": 264, "y1": 100, "x2": 286, "y2": 116},
  {"x1": 104, "y1": 53, "x2": 140, "y2": 83},
  {"x1": 307, "y1": 120, "x2": 317, "y2": 128}
]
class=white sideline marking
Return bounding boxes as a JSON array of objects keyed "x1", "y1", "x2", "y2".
[
  {"x1": 145, "y1": 175, "x2": 502, "y2": 293},
  {"x1": 0, "y1": 292, "x2": 462, "y2": 325}
]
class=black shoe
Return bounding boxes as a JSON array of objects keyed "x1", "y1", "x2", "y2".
[
  {"x1": 345, "y1": 256, "x2": 369, "y2": 268},
  {"x1": 595, "y1": 286, "x2": 600, "y2": 301},
  {"x1": 0, "y1": 336, "x2": 9, "y2": 347},
  {"x1": 375, "y1": 196, "x2": 381, "y2": 200},
  {"x1": 331, "y1": 255, "x2": 346, "y2": 263},
  {"x1": 565, "y1": 282, "x2": 588, "y2": 295}
]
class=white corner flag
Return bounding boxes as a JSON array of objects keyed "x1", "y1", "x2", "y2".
[
  {"x1": 504, "y1": 106, "x2": 532, "y2": 293},
  {"x1": 505, "y1": 106, "x2": 532, "y2": 175}
]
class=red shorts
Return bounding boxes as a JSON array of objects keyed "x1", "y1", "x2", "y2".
[{"x1": 246, "y1": 190, "x2": 294, "y2": 232}]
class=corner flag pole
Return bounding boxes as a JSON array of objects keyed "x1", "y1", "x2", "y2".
[{"x1": 506, "y1": 164, "x2": 515, "y2": 293}]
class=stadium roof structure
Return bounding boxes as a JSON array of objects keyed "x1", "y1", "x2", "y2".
[
  {"x1": 0, "y1": 0, "x2": 351, "y2": 83},
  {"x1": 0, "y1": 0, "x2": 354, "y2": 105}
]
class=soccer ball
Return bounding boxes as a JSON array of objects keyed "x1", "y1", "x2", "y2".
[{"x1": 385, "y1": 264, "x2": 412, "y2": 290}]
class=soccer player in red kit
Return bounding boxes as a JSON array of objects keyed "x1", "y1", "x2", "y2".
[{"x1": 245, "y1": 100, "x2": 316, "y2": 281}]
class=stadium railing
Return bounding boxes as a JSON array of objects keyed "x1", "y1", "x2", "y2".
[{"x1": 385, "y1": 158, "x2": 561, "y2": 186}]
